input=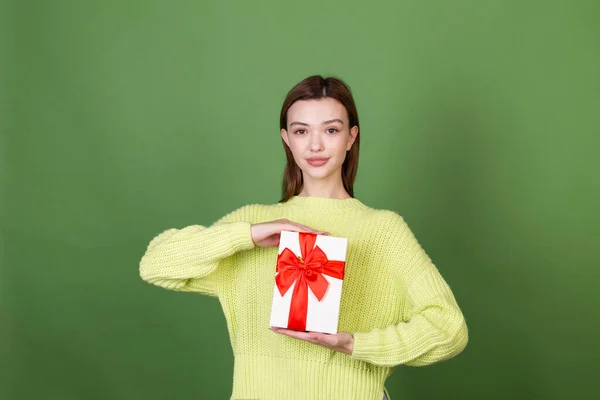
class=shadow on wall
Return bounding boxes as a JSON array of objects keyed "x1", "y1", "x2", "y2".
[{"x1": 383, "y1": 85, "x2": 542, "y2": 400}]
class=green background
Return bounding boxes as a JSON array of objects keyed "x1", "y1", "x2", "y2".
[{"x1": 2, "y1": 0, "x2": 598, "y2": 399}]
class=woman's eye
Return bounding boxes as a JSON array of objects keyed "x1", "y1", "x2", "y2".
[
  {"x1": 294, "y1": 129, "x2": 306, "y2": 135},
  {"x1": 326, "y1": 128, "x2": 339, "y2": 134}
]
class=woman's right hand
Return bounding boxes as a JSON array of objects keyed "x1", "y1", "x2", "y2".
[{"x1": 250, "y1": 219, "x2": 329, "y2": 248}]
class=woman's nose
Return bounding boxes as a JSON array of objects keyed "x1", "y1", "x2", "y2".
[{"x1": 310, "y1": 133, "x2": 323, "y2": 151}]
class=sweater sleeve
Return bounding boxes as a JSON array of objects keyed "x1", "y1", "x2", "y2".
[
  {"x1": 139, "y1": 204, "x2": 256, "y2": 297},
  {"x1": 349, "y1": 212, "x2": 468, "y2": 367}
]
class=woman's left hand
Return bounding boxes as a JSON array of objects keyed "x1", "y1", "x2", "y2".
[{"x1": 270, "y1": 327, "x2": 354, "y2": 355}]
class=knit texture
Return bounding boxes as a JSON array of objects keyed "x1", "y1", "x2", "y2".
[{"x1": 139, "y1": 195, "x2": 468, "y2": 400}]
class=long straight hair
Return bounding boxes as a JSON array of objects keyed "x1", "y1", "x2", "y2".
[{"x1": 278, "y1": 75, "x2": 360, "y2": 203}]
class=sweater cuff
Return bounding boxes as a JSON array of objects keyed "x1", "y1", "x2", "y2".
[
  {"x1": 349, "y1": 330, "x2": 381, "y2": 363},
  {"x1": 227, "y1": 221, "x2": 256, "y2": 252}
]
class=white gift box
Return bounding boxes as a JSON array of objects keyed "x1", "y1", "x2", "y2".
[{"x1": 269, "y1": 230, "x2": 348, "y2": 334}]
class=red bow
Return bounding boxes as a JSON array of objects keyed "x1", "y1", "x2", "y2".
[{"x1": 276, "y1": 232, "x2": 345, "y2": 331}]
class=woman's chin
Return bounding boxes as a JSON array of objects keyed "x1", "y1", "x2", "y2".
[
  {"x1": 304, "y1": 171, "x2": 335, "y2": 181},
  {"x1": 302, "y1": 165, "x2": 343, "y2": 179}
]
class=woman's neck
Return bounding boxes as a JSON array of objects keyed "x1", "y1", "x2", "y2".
[
  {"x1": 297, "y1": 190, "x2": 352, "y2": 200},
  {"x1": 297, "y1": 182, "x2": 351, "y2": 200}
]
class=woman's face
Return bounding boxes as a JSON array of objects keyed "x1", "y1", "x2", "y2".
[{"x1": 281, "y1": 97, "x2": 358, "y2": 184}]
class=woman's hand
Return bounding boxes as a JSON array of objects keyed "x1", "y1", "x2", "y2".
[
  {"x1": 250, "y1": 219, "x2": 329, "y2": 247},
  {"x1": 269, "y1": 327, "x2": 355, "y2": 355}
]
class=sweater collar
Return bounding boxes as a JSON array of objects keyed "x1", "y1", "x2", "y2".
[{"x1": 281, "y1": 195, "x2": 369, "y2": 211}]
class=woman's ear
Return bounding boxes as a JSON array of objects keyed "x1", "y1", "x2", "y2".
[
  {"x1": 281, "y1": 129, "x2": 290, "y2": 147},
  {"x1": 347, "y1": 126, "x2": 359, "y2": 151}
]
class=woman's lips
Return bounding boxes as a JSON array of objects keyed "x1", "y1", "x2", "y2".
[{"x1": 306, "y1": 158, "x2": 329, "y2": 167}]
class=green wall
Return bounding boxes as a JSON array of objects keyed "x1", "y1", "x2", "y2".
[{"x1": 2, "y1": 1, "x2": 598, "y2": 399}]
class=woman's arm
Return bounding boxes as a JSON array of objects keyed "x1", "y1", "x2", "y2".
[
  {"x1": 349, "y1": 213, "x2": 468, "y2": 367},
  {"x1": 139, "y1": 204, "x2": 256, "y2": 296}
]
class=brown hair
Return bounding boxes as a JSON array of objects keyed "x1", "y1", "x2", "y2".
[{"x1": 278, "y1": 75, "x2": 360, "y2": 203}]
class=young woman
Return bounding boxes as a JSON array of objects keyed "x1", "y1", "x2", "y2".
[{"x1": 139, "y1": 75, "x2": 468, "y2": 400}]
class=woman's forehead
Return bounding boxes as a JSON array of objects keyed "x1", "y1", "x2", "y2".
[{"x1": 287, "y1": 98, "x2": 348, "y2": 124}]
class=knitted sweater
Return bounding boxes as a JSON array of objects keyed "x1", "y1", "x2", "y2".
[{"x1": 139, "y1": 195, "x2": 468, "y2": 400}]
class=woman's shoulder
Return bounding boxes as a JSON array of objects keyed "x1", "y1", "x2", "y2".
[
  {"x1": 376, "y1": 208, "x2": 407, "y2": 226},
  {"x1": 358, "y1": 203, "x2": 407, "y2": 227},
  {"x1": 357, "y1": 206, "x2": 421, "y2": 251},
  {"x1": 213, "y1": 201, "x2": 282, "y2": 224}
]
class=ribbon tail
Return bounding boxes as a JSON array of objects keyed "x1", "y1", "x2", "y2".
[
  {"x1": 307, "y1": 273, "x2": 329, "y2": 301},
  {"x1": 287, "y1": 274, "x2": 308, "y2": 331}
]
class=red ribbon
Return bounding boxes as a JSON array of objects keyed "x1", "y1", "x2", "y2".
[{"x1": 275, "y1": 232, "x2": 346, "y2": 331}]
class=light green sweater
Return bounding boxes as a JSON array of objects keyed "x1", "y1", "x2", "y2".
[{"x1": 139, "y1": 195, "x2": 468, "y2": 400}]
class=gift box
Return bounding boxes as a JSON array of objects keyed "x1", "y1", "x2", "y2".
[{"x1": 269, "y1": 230, "x2": 348, "y2": 334}]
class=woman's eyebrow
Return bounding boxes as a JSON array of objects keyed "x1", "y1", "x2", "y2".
[
  {"x1": 289, "y1": 119, "x2": 344, "y2": 127},
  {"x1": 290, "y1": 121, "x2": 309, "y2": 127}
]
